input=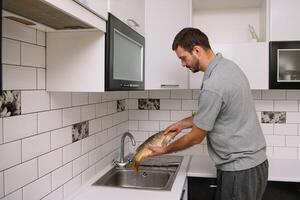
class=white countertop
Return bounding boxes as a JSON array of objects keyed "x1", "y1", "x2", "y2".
[
  {"x1": 70, "y1": 156, "x2": 190, "y2": 200},
  {"x1": 187, "y1": 155, "x2": 300, "y2": 182}
]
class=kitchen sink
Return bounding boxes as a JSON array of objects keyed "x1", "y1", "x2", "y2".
[{"x1": 93, "y1": 155, "x2": 183, "y2": 190}]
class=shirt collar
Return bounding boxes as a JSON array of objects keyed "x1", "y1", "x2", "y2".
[{"x1": 203, "y1": 53, "x2": 223, "y2": 80}]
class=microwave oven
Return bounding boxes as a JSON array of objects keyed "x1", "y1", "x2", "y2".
[
  {"x1": 269, "y1": 41, "x2": 300, "y2": 89},
  {"x1": 105, "y1": 13, "x2": 145, "y2": 91}
]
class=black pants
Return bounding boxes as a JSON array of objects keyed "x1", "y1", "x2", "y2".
[{"x1": 215, "y1": 160, "x2": 269, "y2": 200}]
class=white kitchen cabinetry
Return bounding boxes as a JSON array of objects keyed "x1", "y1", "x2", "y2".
[
  {"x1": 47, "y1": 31, "x2": 105, "y2": 92},
  {"x1": 270, "y1": 0, "x2": 300, "y2": 41},
  {"x1": 145, "y1": 0, "x2": 191, "y2": 90},
  {"x1": 108, "y1": 0, "x2": 145, "y2": 36},
  {"x1": 190, "y1": 0, "x2": 269, "y2": 89}
]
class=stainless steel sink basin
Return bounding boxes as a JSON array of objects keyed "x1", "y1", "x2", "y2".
[{"x1": 93, "y1": 155, "x2": 183, "y2": 190}]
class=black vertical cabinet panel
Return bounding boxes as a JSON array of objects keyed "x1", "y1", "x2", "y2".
[
  {"x1": 188, "y1": 177, "x2": 217, "y2": 200},
  {"x1": 262, "y1": 181, "x2": 300, "y2": 200}
]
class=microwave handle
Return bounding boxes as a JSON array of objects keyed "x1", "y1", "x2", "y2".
[
  {"x1": 161, "y1": 84, "x2": 180, "y2": 88},
  {"x1": 126, "y1": 19, "x2": 139, "y2": 28}
]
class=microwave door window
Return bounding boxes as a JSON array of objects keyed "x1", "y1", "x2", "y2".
[
  {"x1": 113, "y1": 30, "x2": 143, "y2": 82},
  {"x1": 278, "y1": 49, "x2": 300, "y2": 82}
]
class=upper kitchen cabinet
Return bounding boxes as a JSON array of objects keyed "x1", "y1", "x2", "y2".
[
  {"x1": 145, "y1": 0, "x2": 191, "y2": 90},
  {"x1": 108, "y1": 0, "x2": 145, "y2": 36},
  {"x1": 190, "y1": 0, "x2": 269, "y2": 90},
  {"x1": 270, "y1": 0, "x2": 300, "y2": 41},
  {"x1": 3, "y1": 0, "x2": 107, "y2": 92}
]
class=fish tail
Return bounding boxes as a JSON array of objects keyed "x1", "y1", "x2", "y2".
[{"x1": 131, "y1": 160, "x2": 140, "y2": 171}]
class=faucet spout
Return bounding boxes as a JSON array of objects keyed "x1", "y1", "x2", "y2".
[{"x1": 114, "y1": 132, "x2": 136, "y2": 167}]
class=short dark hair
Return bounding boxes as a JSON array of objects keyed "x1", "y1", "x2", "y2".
[{"x1": 172, "y1": 28, "x2": 211, "y2": 52}]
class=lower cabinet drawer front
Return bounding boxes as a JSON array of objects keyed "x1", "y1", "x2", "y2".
[
  {"x1": 263, "y1": 181, "x2": 300, "y2": 200},
  {"x1": 188, "y1": 177, "x2": 217, "y2": 200}
]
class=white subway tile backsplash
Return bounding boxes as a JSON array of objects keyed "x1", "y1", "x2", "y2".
[
  {"x1": 51, "y1": 127, "x2": 72, "y2": 150},
  {"x1": 149, "y1": 90, "x2": 170, "y2": 99},
  {"x1": 101, "y1": 115, "x2": 113, "y2": 130},
  {"x1": 286, "y1": 112, "x2": 300, "y2": 123},
  {"x1": 192, "y1": 90, "x2": 200, "y2": 100},
  {"x1": 129, "y1": 110, "x2": 148, "y2": 120},
  {"x1": 22, "y1": 132, "x2": 50, "y2": 162},
  {"x1": 63, "y1": 175, "x2": 81, "y2": 199},
  {"x1": 260, "y1": 124, "x2": 274, "y2": 135},
  {"x1": 37, "y1": 30, "x2": 46, "y2": 46},
  {"x1": 264, "y1": 135, "x2": 285, "y2": 146},
  {"x1": 23, "y1": 174, "x2": 51, "y2": 200},
  {"x1": 254, "y1": 100, "x2": 273, "y2": 111},
  {"x1": 73, "y1": 154, "x2": 89, "y2": 176},
  {"x1": 182, "y1": 100, "x2": 198, "y2": 110},
  {"x1": 149, "y1": 110, "x2": 170, "y2": 120},
  {"x1": 3, "y1": 113, "x2": 37, "y2": 143},
  {"x1": 72, "y1": 93, "x2": 89, "y2": 106},
  {"x1": 1, "y1": 189, "x2": 22, "y2": 200},
  {"x1": 274, "y1": 124, "x2": 298, "y2": 136},
  {"x1": 262, "y1": 90, "x2": 286, "y2": 100},
  {"x1": 0, "y1": 119, "x2": 2, "y2": 144},
  {"x1": 37, "y1": 68, "x2": 46, "y2": 89},
  {"x1": 251, "y1": 90, "x2": 262, "y2": 100},
  {"x1": 3, "y1": 18, "x2": 36, "y2": 43},
  {"x1": 0, "y1": 141, "x2": 21, "y2": 171},
  {"x1": 131, "y1": 131, "x2": 148, "y2": 142},
  {"x1": 113, "y1": 111, "x2": 128, "y2": 126},
  {"x1": 171, "y1": 111, "x2": 192, "y2": 121},
  {"x1": 38, "y1": 110, "x2": 62, "y2": 133},
  {"x1": 171, "y1": 90, "x2": 192, "y2": 99},
  {"x1": 63, "y1": 141, "x2": 81, "y2": 164},
  {"x1": 89, "y1": 146, "x2": 103, "y2": 166},
  {"x1": 0, "y1": 172, "x2": 3, "y2": 198},
  {"x1": 129, "y1": 91, "x2": 148, "y2": 98},
  {"x1": 38, "y1": 149, "x2": 62, "y2": 177},
  {"x1": 127, "y1": 99, "x2": 138, "y2": 110},
  {"x1": 3, "y1": 65, "x2": 36, "y2": 90},
  {"x1": 21, "y1": 42, "x2": 45, "y2": 68},
  {"x1": 82, "y1": 135, "x2": 96, "y2": 154},
  {"x1": 286, "y1": 90, "x2": 300, "y2": 100},
  {"x1": 138, "y1": 121, "x2": 159, "y2": 131},
  {"x1": 41, "y1": 187, "x2": 63, "y2": 200},
  {"x1": 273, "y1": 147, "x2": 298, "y2": 159},
  {"x1": 81, "y1": 105, "x2": 96, "y2": 121},
  {"x1": 89, "y1": 118, "x2": 102, "y2": 135},
  {"x1": 51, "y1": 163, "x2": 72, "y2": 190},
  {"x1": 82, "y1": 166, "x2": 96, "y2": 184},
  {"x1": 21, "y1": 90, "x2": 50, "y2": 114},
  {"x1": 62, "y1": 107, "x2": 81, "y2": 126},
  {"x1": 160, "y1": 99, "x2": 181, "y2": 110},
  {"x1": 159, "y1": 121, "x2": 174, "y2": 131},
  {"x1": 4, "y1": 159, "x2": 38, "y2": 194},
  {"x1": 274, "y1": 101, "x2": 298, "y2": 112},
  {"x1": 129, "y1": 121, "x2": 138, "y2": 131},
  {"x1": 88, "y1": 93, "x2": 101, "y2": 104},
  {"x1": 286, "y1": 136, "x2": 300, "y2": 147},
  {"x1": 96, "y1": 103, "x2": 108, "y2": 117},
  {"x1": 50, "y1": 92, "x2": 71, "y2": 109},
  {"x1": 107, "y1": 126, "x2": 117, "y2": 141},
  {"x1": 2, "y1": 38, "x2": 20, "y2": 65},
  {"x1": 95, "y1": 130, "x2": 108, "y2": 146}
]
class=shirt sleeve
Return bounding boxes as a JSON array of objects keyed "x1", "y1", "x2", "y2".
[{"x1": 193, "y1": 89, "x2": 223, "y2": 132}]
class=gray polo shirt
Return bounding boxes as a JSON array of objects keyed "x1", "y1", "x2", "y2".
[{"x1": 193, "y1": 53, "x2": 267, "y2": 171}]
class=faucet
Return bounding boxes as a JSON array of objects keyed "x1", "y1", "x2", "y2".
[{"x1": 114, "y1": 132, "x2": 136, "y2": 167}]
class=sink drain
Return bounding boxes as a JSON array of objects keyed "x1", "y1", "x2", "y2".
[{"x1": 142, "y1": 171, "x2": 148, "y2": 177}]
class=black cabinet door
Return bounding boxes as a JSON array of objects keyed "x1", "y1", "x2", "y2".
[
  {"x1": 263, "y1": 181, "x2": 300, "y2": 200},
  {"x1": 188, "y1": 177, "x2": 217, "y2": 200}
]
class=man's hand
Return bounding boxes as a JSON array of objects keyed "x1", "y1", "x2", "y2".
[{"x1": 164, "y1": 116, "x2": 194, "y2": 135}]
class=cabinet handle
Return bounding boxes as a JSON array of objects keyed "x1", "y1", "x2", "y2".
[
  {"x1": 210, "y1": 184, "x2": 217, "y2": 188},
  {"x1": 126, "y1": 19, "x2": 139, "y2": 27},
  {"x1": 160, "y1": 84, "x2": 180, "y2": 88}
]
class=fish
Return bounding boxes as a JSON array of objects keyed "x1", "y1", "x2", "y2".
[{"x1": 131, "y1": 130, "x2": 177, "y2": 171}]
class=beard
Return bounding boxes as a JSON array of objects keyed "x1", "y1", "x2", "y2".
[{"x1": 187, "y1": 55, "x2": 200, "y2": 73}]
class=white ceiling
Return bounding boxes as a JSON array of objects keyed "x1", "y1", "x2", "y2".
[{"x1": 193, "y1": 0, "x2": 264, "y2": 10}]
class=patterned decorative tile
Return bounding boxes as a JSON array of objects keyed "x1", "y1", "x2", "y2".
[
  {"x1": 72, "y1": 121, "x2": 89, "y2": 142},
  {"x1": 117, "y1": 99, "x2": 126, "y2": 112},
  {"x1": 261, "y1": 111, "x2": 286, "y2": 123},
  {"x1": 138, "y1": 99, "x2": 160, "y2": 110},
  {"x1": 0, "y1": 90, "x2": 21, "y2": 117}
]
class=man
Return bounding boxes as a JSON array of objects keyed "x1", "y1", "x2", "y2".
[{"x1": 149, "y1": 28, "x2": 268, "y2": 200}]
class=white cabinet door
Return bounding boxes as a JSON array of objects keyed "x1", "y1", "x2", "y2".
[
  {"x1": 73, "y1": 0, "x2": 108, "y2": 20},
  {"x1": 145, "y1": 0, "x2": 191, "y2": 90},
  {"x1": 212, "y1": 43, "x2": 268, "y2": 89},
  {"x1": 108, "y1": 0, "x2": 145, "y2": 36},
  {"x1": 47, "y1": 31, "x2": 105, "y2": 92},
  {"x1": 270, "y1": 0, "x2": 300, "y2": 41}
]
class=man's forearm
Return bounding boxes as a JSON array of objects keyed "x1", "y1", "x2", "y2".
[{"x1": 180, "y1": 115, "x2": 194, "y2": 129}]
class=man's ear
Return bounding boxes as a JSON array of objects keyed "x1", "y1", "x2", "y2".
[{"x1": 192, "y1": 45, "x2": 203, "y2": 56}]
